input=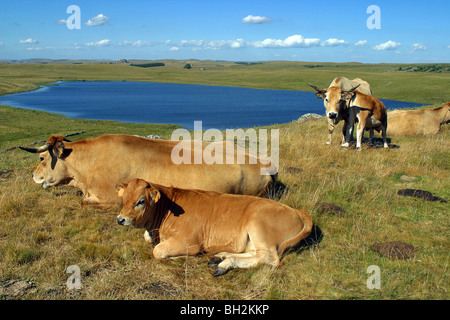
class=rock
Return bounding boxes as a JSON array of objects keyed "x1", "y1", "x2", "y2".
[
  {"x1": 145, "y1": 134, "x2": 163, "y2": 140},
  {"x1": 0, "y1": 279, "x2": 36, "y2": 298},
  {"x1": 399, "y1": 175, "x2": 417, "y2": 182},
  {"x1": 315, "y1": 202, "x2": 347, "y2": 216},
  {"x1": 370, "y1": 241, "x2": 417, "y2": 259},
  {"x1": 397, "y1": 189, "x2": 447, "y2": 203},
  {"x1": 295, "y1": 113, "x2": 324, "y2": 123}
]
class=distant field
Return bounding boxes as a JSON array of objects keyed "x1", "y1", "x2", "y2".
[
  {"x1": 0, "y1": 60, "x2": 449, "y2": 300},
  {"x1": 1, "y1": 60, "x2": 449, "y2": 104}
]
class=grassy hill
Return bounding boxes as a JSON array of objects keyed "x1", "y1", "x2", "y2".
[{"x1": 0, "y1": 61, "x2": 448, "y2": 300}]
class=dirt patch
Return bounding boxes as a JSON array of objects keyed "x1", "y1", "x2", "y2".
[
  {"x1": 398, "y1": 189, "x2": 447, "y2": 203},
  {"x1": 370, "y1": 241, "x2": 417, "y2": 259},
  {"x1": 285, "y1": 167, "x2": 304, "y2": 174},
  {"x1": 314, "y1": 202, "x2": 347, "y2": 216},
  {"x1": 137, "y1": 281, "x2": 181, "y2": 298},
  {"x1": 0, "y1": 279, "x2": 36, "y2": 298}
]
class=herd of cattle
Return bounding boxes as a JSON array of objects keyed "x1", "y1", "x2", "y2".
[
  {"x1": 308, "y1": 76, "x2": 450, "y2": 148},
  {"x1": 18, "y1": 77, "x2": 449, "y2": 276}
]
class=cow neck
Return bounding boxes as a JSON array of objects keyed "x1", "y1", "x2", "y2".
[
  {"x1": 61, "y1": 141, "x2": 90, "y2": 182},
  {"x1": 146, "y1": 186, "x2": 179, "y2": 232}
]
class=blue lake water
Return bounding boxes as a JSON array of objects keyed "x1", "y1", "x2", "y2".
[{"x1": 0, "y1": 81, "x2": 425, "y2": 130}]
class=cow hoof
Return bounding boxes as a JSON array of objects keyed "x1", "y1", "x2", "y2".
[
  {"x1": 213, "y1": 267, "x2": 229, "y2": 277},
  {"x1": 208, "y1": 257, "x2": 224, "y2": 267},
  {"x1": 341, "y1": 143, "x2": 349, "y2": 148}
]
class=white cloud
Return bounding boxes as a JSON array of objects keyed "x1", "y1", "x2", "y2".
[
  {"x1": 252, "y1": 35, "x2": 320, "y2": 48},
  {"x1": 447, "y1": 45, "x2": 450, "y2": 49},
  {"x1": 84, "y1": 14, "x2": 109, "y2": 27},
  {"x1": 19, "y1": 38, "x2": 39, "y2": 44},
  {"x1": 26, "y1": 46, "x2": 43, "y2": 51},
  {"x1": 169, "y1": 46, "x2": 179, "y2": 51},
  {"x1": 180, "y1": 39, "x2": 246, "y2": 50},
  {"x1": 411, "y1": 43, "x2": 427, "y2": 52},
  {"x1": 85, "y1": 39, "x2": 112, "y2": 47},
  {"x1": 56, "y1": 19, "x2": 67, "y2": 25},
  {"x1": 321, "y1": 38, "x2": 349, "y2": 47},
  {"x1": 373, "y1": 40, "x2": 401, "y2": 51},
  {"x1": 354, "y1": 40, "x2": 368, "y2": 47},
  {"x1": 120, "y1": 40, "x2": 154, "y2": 47},
  {"x1": 242, "y1": 15, "x2": 272, "y2": 24}
]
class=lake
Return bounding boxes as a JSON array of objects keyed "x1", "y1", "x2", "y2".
[{"x1": 0, "y1": 81, "x2": 426, "y2": 130}]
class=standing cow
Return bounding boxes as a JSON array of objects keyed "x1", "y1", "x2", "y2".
[
  {"x1": 308, "y1": 77, "x2": 373, "y2": 145},
  {"x1": 340, "y1": 86, "x2": 389, "y2": 150},
  {"x1": 19, "y1": 134, "x2": 277, "y2": 207}
]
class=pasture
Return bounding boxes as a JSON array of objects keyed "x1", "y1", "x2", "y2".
[{"x1": 0, "y1": 61, "x2": 449, "y2": 300}]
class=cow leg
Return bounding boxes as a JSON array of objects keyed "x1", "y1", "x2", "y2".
[
  {"x1": 382, "y1": 126, "x2": 389, "y2": 148},
  {"x1": 369, "y1": 128, "x2": 374, "y2": 146},
  {"x1": 327, "y1": 120, "x2": 335, "y2": 145},
  {"x1": 341, "y1": 112, "x2": 355, "y2": 148},
  {"x1": 213, "y1": 246, "x2": 280, "y2": 276},
  {"x1": 356, "y1": 116, "x2": 367, "y2": 151},
  {"x1": 143, "y1": 230, "x2": 152, "y2": 243},
  {"x1": 153, "y1": 239, "x2": 201, "y2": 260}
]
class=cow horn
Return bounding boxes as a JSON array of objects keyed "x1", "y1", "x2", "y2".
[
  {"x1": 307, "y1": 83, "x2": 322, "y2": 92},
  {"x1": 349, "y1": 84, "x2": 361, "y2": 92},
  {"x1": 19, "y1": 143, "x2": 51, "y2": 153}
]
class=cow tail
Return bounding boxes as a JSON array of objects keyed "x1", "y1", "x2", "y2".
[{"x1": 277, "y1": 209, "x2": 313, "y2": 258}]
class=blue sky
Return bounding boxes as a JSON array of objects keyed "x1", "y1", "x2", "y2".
[{"x1": 1, "y1": 0, "x2": 449, "y2": 62}]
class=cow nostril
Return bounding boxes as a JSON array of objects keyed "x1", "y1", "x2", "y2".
[
  {"x1": 117, "y1": 217, "x2": 125, "y2": 225},
  {"x1": 328, "y1": 113, "x2": 337, "y2": 119}
]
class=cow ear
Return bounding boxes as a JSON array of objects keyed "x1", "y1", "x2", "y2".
[
  {"x1": 150, "y1": 189, "x2": 161, "y2": 203},
  {"x1": 315, "y1": 92, "x2": 326, "y2": 99},
  {"x1": 115, "y1": 183, "x2": 128, "y2": 197},
  {"x1": 53, "y1": 139, "x2": 72, "y2": 159}
]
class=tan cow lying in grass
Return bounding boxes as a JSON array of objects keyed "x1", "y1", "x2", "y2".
[
  {"x1": 19, "y1": 134, "x2": 276, "y2": 208},
  {"x1": 387, "y1": 103, "x2": 450, "y2": 136},
  {"x1": 340, "y1": 85, "x2": 388, "y2": 150},
  {"x1": 116, "y1": 178, "x2": 313, "y2": 276}
]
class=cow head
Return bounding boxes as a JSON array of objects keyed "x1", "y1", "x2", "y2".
[
  {"x1": 445, "y1": 102, "x2": 450, "y2": 124},
  {"x1": 340, "y1": 84, "x2": 361, "y2": 103},
  {"x1": 19, "y1": 136, "x2": 73, "y2": 189},
  {"x1": 116, "y1": 178, "x2": 161, "y2": 228},
  {"x1": 308, "y1": 83, "x2": 360, "y2": 123}
]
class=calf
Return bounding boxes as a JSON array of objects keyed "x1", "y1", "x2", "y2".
[
  {"x1": 116, "y1": 178, "x2": 313, "y2": 276},
  {"x1": 341, "y1": 87, "x2": 389, "y2": 150}
]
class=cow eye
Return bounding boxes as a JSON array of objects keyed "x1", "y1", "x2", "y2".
[
  {"x1": 325, "y1": 98, "x2": 329, "y2": 103},
  {"x1": 135, "y1": 198, "x2": 145, "y2": 207},
  {"x1": 39, "y1": 157, "x2": 44, "y2": 162}
]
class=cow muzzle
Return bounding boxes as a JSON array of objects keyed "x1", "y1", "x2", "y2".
[
  {"x1": 116, "y1": 216, "x2": 132, "y2": 226},
  {"x1": 328, "y1": 111, "x2": 338, "y2": 119}
]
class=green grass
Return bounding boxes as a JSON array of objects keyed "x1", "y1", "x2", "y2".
[{"x1": 0, "y1": 61, "x2": 449, "y2": 300}]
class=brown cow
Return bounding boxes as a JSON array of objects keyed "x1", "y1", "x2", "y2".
[
  {"x1": 387, "y1": 103, "x2": 450, "y2": 136},
  {"x1": 308, "y1": 77, "x2": 373, "y2": 145},
  {"x1": 116, "y1": 178, "x2": 313, "y2": 276},
  {"x1": 19, "y1": 134, "x2": 276, "y2": 207},
  {"x1": 340, "y1": 87, "x2": 388, "y2": 150}
]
